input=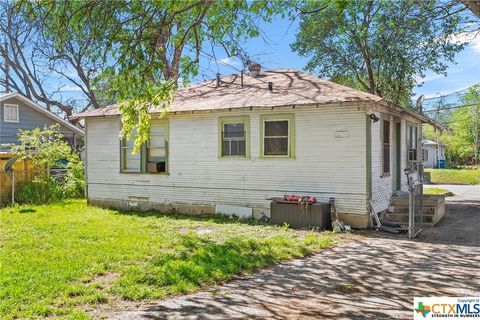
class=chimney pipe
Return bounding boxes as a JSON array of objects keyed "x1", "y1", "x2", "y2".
[
  {"x1": 240, "y1": 71, "x2": 244, "y2": 87},
  {"x1": 268, "y1": 82, "x2": 273, "y2": 93},
  {"x1": 248, "y1": 63, "x2": 261, "y2": 77},
  {"x1": 216, "y1": 73, "x2": 220, "y2": 88}
]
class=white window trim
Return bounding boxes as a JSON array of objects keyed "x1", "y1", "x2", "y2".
[
  {"x1": 4, "y1": 104, "x2": 19, "y2": 123},
  {"x1": 262, "y1": 118, "x2": 291, "y2": 158}
]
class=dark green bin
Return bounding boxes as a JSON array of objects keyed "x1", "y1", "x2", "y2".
[{"x1": 270, "y1": 201, "x2": 331, "y2": 229}]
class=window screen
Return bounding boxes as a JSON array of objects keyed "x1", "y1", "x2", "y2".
[
  {"x1": 148, "y1": 124, "x2": 167, "y2": 161},
  {"x1": 383, "y1": 119, "x2": 390, "y2": 174},
  {"x1": 264, "y1": 120, "x2": 289, "y2": 156},
  {"x1": 120, "y1": 121, "x2": 168, "y2": 173},
  {"x1": 222, "y1": 123, "x2": 246, "y2": 156},
  {"x1": 121, "y1": 131, "x2": 141, "y2": 172}
]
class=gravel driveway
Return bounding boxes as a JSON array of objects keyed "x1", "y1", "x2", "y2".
[{"x1": 106, "y1": 193, "x2": 480, "y2": 320}]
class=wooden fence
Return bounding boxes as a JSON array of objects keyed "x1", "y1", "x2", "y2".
[{"x1": 0, "y1": 154, "x2": 42, "y2": 206}]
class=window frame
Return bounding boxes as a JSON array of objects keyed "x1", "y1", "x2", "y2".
[
  {"x1": 218, "y1": 115, "x2": 250, "y2": 159},
  {"x1": 422, "y1": 149, "x2": 428, "y2": 162},
  {"x1": 406, "y1": 121, "x2": 419, "y2": 166},
  {"x1": 381, "y1": 115, "x2": 390, "y2": 176},
  {"x1": 4, "y1": 104, "x2": 19, "y2": 123},
  {"x1": 120, "y1": 119, "x2": 169, "y2": 174},
  {"x1": 260, "y1": 114, "x2": 295, "y2": 159},
  {"x1": 120, "y1": 130, "x2": 145, "y2": 173}
]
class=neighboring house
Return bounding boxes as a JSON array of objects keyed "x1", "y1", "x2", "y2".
[
  {"x1": 0, "y1": 92, "x2": 83, "y2": 147},
  {"x1": 422, "y1": 139, "x2": 446, "y2": 168},
  {"x1": 73, "y1": 70, "x2": 435, "y2": 228}
]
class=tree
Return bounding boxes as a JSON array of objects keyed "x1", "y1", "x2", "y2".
[
  {"x1": 0, "y1": 1, "x2": 110, "y2": 119},
  {"x1": 423, "y1": 85, "x2": 480, "y2": 164},
  {"x1": 3, "y1": 124, "x2": 74, "y2": 169},
  {"x1": 21, "y1": 0, "x2": 283, "y2": 152},
  {"x1": 459, "y1": 85, "x2": 480, "y2": 164},
  {"x1": 1, "y1": 124, "x2": 85, "y2": 203},
  {"x1": 291, "y1": 0, "x2": 469, "y2": 108}
]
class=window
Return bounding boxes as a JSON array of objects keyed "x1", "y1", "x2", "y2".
[
  {"x1": 407, "y1": 122, "x2": 418, "y2": 163},
  {"x1": 218, "y1": 116, "x2": 249, "y2": 159},
  {"x1": 260, "y1": 114, "x2": 295, "y2": 158},
  {"x1": 147, "y1": 120, "x2": 168, "y2": 172},
  {"x1": 4, "y1": 104, "x2": 19, "y2": 123},
  {"x1": 121, "y1": 130, "x2": 142, "y2": 172},
  {"x1": 422, "y1": 149, "x2": 428, "y2": 162},
  {"x1": 382, "y1": 118, "x2": 390, "y2": 175},
  {"x1": 120, "y1": 120, "x2": 168, "y2": 173}
]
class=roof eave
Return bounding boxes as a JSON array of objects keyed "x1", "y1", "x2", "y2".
[
  {"x1": 377, "y1": 100, "x2": 443, "y2": 130},
  {"x1": 0, "y1": 92, "x2": 84, "y2": 136},
  {"x1": 71, "y1": 100, "x2": 373, "y2": 119}
]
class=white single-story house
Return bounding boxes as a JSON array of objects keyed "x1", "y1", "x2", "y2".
[
  {"x1": 422, "y1": 139, "x2": 446, "y2": 168},
  {"x1": 73, "y1": 70, "x2": 435, "y2": 228}
]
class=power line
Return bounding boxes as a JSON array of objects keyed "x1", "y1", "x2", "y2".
[
  {"x1": 423, "y1": 103, "x2": 480, "y2": 112},
  {"x1": 422, "y1": 83, "x2": 480, "y2": 101}
]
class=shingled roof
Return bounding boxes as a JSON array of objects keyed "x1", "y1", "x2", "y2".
[{"x1": 72, "y1": 70, "x2": 383, "y2": 119}]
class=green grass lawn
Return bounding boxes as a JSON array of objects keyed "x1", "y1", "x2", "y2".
[
  {"x1": 0, "y1": 200, "x2": 337, "y2": 319},
  {"x1": 423, "y1": 187, "x2": 452, "y2": 196},
  {"x1": 426, "y1": 169, "x2": 480, "y2": 185}
]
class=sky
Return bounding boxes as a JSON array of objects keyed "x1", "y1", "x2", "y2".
[
  {"x1": 38, "y1": 11, "x2": 480, "y2": 108},
  {"x1": 192, "y1": 16, "x2": 480, "y2": 103}
]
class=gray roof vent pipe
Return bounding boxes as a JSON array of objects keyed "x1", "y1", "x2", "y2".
[
  {"x1": 216, "y1": 73, "x2": 220, "y2": 87},
  {"x1": 248, "y1": 63, "x2": 261, "y2": 77},
  {"x1": 268, "y1": 82, "x2": 273, "y2": 93}
]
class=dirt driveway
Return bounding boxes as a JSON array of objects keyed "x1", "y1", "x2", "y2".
[{"x1": 108, "y1": 200, "x2": 480, "y2": 320}]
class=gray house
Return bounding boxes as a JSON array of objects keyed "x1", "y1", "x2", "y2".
[{"x1": 0, "y1": 92, "x2": 83, "y2": 147}]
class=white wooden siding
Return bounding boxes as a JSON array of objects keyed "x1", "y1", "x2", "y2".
[
  {"x1": 370, "y1": 111, "x2": 421, "y2": 213},
  {"x1": 86, "y1": 105, "x2": 368, "y2": 216}
]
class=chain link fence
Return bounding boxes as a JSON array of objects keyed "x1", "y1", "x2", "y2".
[{"x1": 375, "y1": 167, "x2": 424, "y2": 238}]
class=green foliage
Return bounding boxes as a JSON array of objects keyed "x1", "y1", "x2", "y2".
[
  {"x1": 17, "y1": 176, "x2": 64, "y2": 204},
  {"x1": 423, "y1": 85, "x2": 480, "y2": 164},
  {"x1": 22, "y1": 1, "x2": 285, "y2": 153},
  {"x1": 3, "y1": 125, "x2": 85, "y2": 204},
  {"x1": 63, "y1": 160, "x2": 85, "y2": 198},
  {"x1": 0, "y1": 199, "x2": 338, "y2": 318},
  {"x1": 292, "y1": 0, "x2": 468, "y2": 107},
  {"x1": 2, "y1": 124, "x2": 73, "y2": 168}
]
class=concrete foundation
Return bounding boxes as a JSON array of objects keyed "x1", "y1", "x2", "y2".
[{"x1": 88, "y1": 198, "x2": 369, "y2": 228}]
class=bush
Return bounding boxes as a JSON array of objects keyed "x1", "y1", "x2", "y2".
[
  {"x1": 17, "y1": 176, "x2": 65, "y2": 204},
  {"x1": 3, "y1": 125, "x2": 86, "y2": 205},
  {"x1": 16, "y1": 161, "x2": 85, "y2": 204},
  {"x1": 62, "y1": 161, "x2": 85, "y2": 198}
]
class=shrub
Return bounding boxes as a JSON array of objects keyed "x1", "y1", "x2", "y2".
[
  {"x1": 17, "y1": 176, "x2": 64, "y2": 204},
  {"x1": 16, "y1": 161, "x2": 85, "y2": 205},
  {"x1": 2, "y1": 125, "x2": 86, "y2": 205},
  {"x1": 63, "y1": 161, "x2": 85, "y2": 198}
]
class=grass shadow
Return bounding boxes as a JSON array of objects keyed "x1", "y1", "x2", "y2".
[
  {"x1": 109, "y1": 231, "x2": 333, "y2": 301},
  {"x1": 19, "y1": 208, "x2": 36, "y2": 213}
]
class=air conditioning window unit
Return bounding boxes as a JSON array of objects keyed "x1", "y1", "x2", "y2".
[
  {"x1": 408, "y1": 148, "x2": 418, "y2": 162},
  {"x1": 147, "y1": 161, "x2": 166, "y2": 173}
]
